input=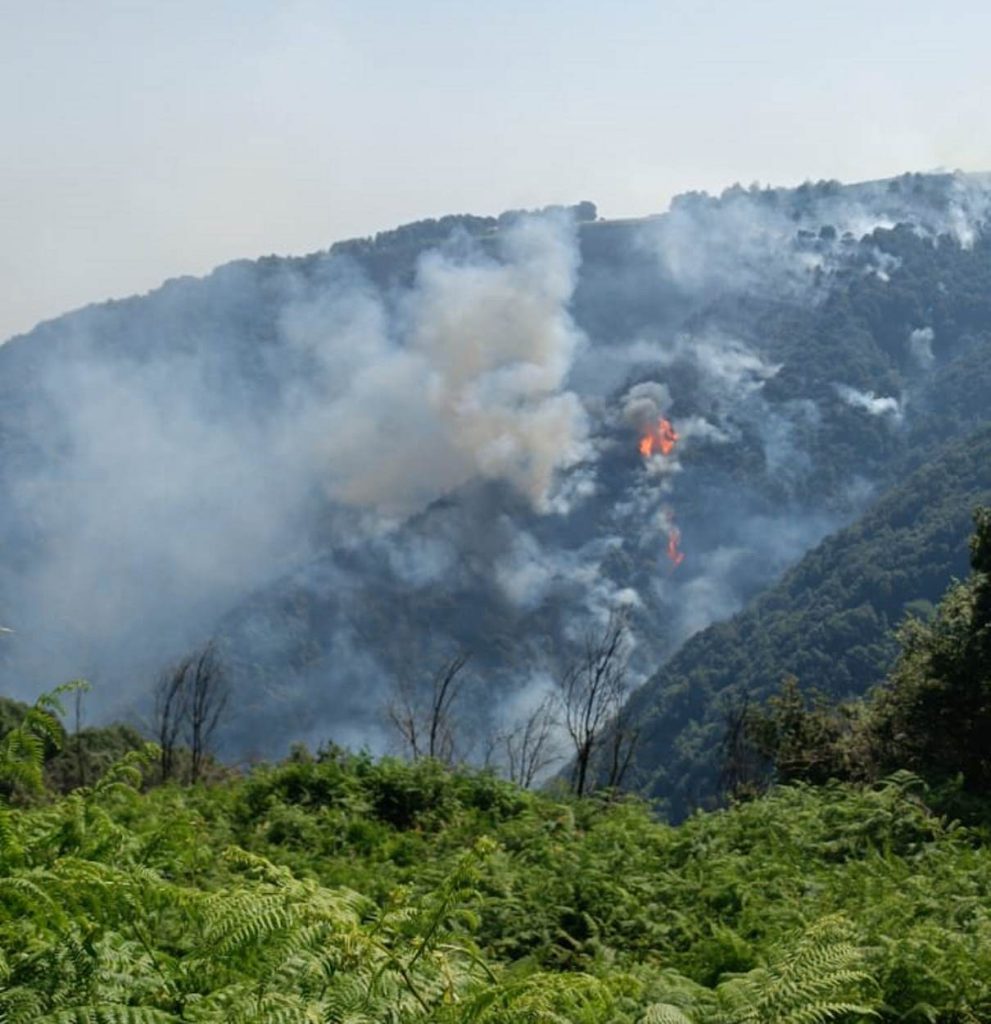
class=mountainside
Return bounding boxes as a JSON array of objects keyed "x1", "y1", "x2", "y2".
[
  {"x1": 2, "y1": 173, "x2": 991, "y2": 764},
  {"x1": 624, "y1": 424, "x2": 991, "y2": 819},
  {"x1": 5, "y1": 505, "x2": 991, "y2": 1021}
]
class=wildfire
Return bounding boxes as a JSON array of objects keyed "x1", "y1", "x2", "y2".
[
  {"x1": 666, "y1": 523, "x2": 685, "y2": 568},
  {"x1": 638, "y1": 417, "x2": 679, "y2": 458},
  {"x1": 637, "y1": 414, "x2": 685, "y2": 568}
]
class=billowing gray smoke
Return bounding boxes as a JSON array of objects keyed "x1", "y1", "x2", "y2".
[
  {"x1": 0, "y1": 215, "x2": 589, "y2": 718},
  {"x1": 287, "y1": 214, "x2": 589, "y2": 515},
  {"x1": 1, "y1": 171, "x2": 989, "y2": 759}
]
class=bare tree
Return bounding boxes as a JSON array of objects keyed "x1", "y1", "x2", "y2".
[
  {"x1": 603, "y1": 698, "x2": 640, "y2": 793},
  {"x1": 73, "y1": 685, "x2": 86, "y2": 790},
  {"x1": 187, "y1": 644, "x2": 229, "y2": 783},
  {"x1": 501, "y1": 694, "x2": 560, "y2": 788},
  {"x1": 154, "y1": 643, "x2": 229, "y2": 783},
  {"x1": 155, "y1": 656, "x2": 192, "y2": 782},
  {"x1": 387, "y1": 651, "x2": 471, "y2": 764},
  {"x1": 557, "y1": 613, "x2": 631, "y2": 797},
  {"x1": 387, "y1": 673, "x2": 424, "y2": 761}
]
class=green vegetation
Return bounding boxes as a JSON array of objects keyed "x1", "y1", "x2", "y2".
[
  {"x1": 9, "y1": 737, "x2": 991, "y2": 1022},
  {"x1": 0, "y1": 690, "x2": 147, "y2": 798},
  {"x1": 627, "y1": 427, "x2": 991, "y2": 819},
  {"x1": 745, "y1": 507, "x2": 991, "y2": 808},
  {"x1": 4, "y1": 521, "x2": 991, "y2": 1024},
  {"x1": 4, "y1": 716, "x2": 989, "y2": 1021}
]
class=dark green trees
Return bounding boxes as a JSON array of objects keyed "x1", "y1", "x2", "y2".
[
  {"x1": 747, "y1": 507, "x2": 991, "y2": 794},
  {"x1": 870, "y1": 507, "x2": 991, "y2": 789}
]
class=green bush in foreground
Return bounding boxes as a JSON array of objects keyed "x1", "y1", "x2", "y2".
[{"x1": 2, "y1": 690, "x2": 990, "y2": 1021}]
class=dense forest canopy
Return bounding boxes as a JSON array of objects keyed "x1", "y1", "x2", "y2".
[
  {"x1": 1, "y1": 171, "x2": 991, "y2": 814},
  {"x1": 3, "y1": 169, "x2": 991, "y2": 1019}
]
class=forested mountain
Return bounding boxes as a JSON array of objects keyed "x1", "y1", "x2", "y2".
[
  {"x1": 624, "y1": 425, "x2": 991, "y2": 819},
  {"x1": 2, "y1": 173, "x2": 991, "y2": 787}
]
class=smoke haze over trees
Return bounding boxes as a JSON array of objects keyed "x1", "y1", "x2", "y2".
[{"x1": 2, "y1": 174, "x2": 991, "y2": 799}]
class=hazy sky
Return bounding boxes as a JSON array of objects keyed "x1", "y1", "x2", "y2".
[{"x1": 2, "y1": 0, "x2": 989, "y2": 342}]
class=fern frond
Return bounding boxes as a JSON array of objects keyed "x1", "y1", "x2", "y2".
[
  {"x1": 31, "y1": 1005, "x2": 180, "y2": 1024},
  {"x1": 640, "y1": 1004, "x2": 696, "y2": 1024}
]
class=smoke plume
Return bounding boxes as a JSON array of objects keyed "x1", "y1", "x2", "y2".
[
  {"x1": 2, "y1": 171, "x2": 989, "y2": 759},
  {"x1": 0, "y1": 214, "x2": 589, "y2": 717},
  {"x1": 835, "y1": 384, "x2": 903, "y2": 421}
]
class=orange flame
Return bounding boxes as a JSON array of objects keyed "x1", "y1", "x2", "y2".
[
  {"x1": 666, "y1": 523, "x2": 685, "y2": 568},
  {"x1": 639, "y1": 417, "x2": 679, "y2": 458},
  {"x1": 637, "y1": 415, "x2": 686, "y2": 568}
]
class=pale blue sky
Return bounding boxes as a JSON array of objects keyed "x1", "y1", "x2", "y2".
[{"x1": 2, "y1": 0, "x2": 989, "y2": 341}]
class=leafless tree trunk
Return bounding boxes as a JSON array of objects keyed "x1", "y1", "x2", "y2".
[
  {"x1": 387, "y1": 673, "x2": 423, "y2": 761},
  {"x1": 187, "y1": 644, "x2": 229, "y2": 783},
  {"x1": 502, "y1": 694, "x2": 560, "y2": 788},
  {"x1": 718, "y1": 694, "x2": 766, "y2": 802},
  {"x1": 604, "y1": 701, "x2": 639, "y2": 792},
  {"x1": 427, "y1": 651, "x2": 469, "y2": 761},
  {"x1": 155, "y1": 643, "x2": 229, "y2": 783},
  {"x1": 155, "y1": 656, "x2": 192, "y2": 782},
  {"x1": 557, "y1": 613, "x2": 630, "y2": 797},
  {"x1": 387, "y1": 651, "x2": 471, "y2": 764},
  {"x1": 73, "y1": 686, "x2": 86, "y2": 790}
]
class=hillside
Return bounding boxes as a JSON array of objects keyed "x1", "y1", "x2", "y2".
[
  {"x1": 4, "y1": 503, "x2": 991, "y2": 1020},
  {"x1": 625, "y1": 424, "x2": 991, "y2": 819},
  {"x1": 2, "y1": 173, "x2": 991, "y2": 762}
]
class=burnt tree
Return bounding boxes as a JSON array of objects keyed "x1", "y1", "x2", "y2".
[
  {"x1": 154, "y1": 643, "x2": 229, "y2": 783},
  {"x1": 501, "y1": 693, "x2": 560, "y2": 789},
  {"x1": 557, "y1": 613, "x2": 632, "y2": 797},
  {"x1": 387, "y1": 651, "x2": 471, "y2": 765}
]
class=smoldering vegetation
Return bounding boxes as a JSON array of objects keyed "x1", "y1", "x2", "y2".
[{"x1": 2, "y1": 172, "x2": 991, "y2": 763}]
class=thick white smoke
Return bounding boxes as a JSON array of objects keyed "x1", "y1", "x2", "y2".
[
  {"x1": 4, "y1": 171, "x2": 988, "y2": 759},
  {"x1": 1, "y1": 213, "x2": 591, "y2": 708},
  {"x1": 908, "y1": 326, "x2": 935, "y2": 368},
  {"x1": 297, "y1": 214, "x2": 589, "y2": 515},
  {"x1": 640, "y1": 171, "x2": 991, "y2": 303},
  {"x1": 835, "y1": 384, "x2": 903, "y2": 421},
  {"x1": 621, "y1": 381, "x2": 671, "y2": 433}
]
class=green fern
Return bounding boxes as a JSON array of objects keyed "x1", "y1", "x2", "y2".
[{"x1": 642, "y1": 916, "x2": 878, "y2": 1024}]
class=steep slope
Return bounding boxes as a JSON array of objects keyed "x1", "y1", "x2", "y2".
[
  {"x1": 2, "y1": 174, "x2": 991, "y2": 759},
  {"x1": 208, "y1": 176, "x2": 991, "y2": 755},
  {"x1": 625, "y1": 424, "x2": 991, "y2": 820}
]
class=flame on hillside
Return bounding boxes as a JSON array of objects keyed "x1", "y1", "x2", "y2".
[
  {"x1": 637, "y1": 416, "x2": 685, "y2": 569},
  {"x1": 666, "y1": 522, "x2": 685, "y2": 568},
  {"x1": 638, "y1": 417, "x2": 679, "y2": 458}
]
